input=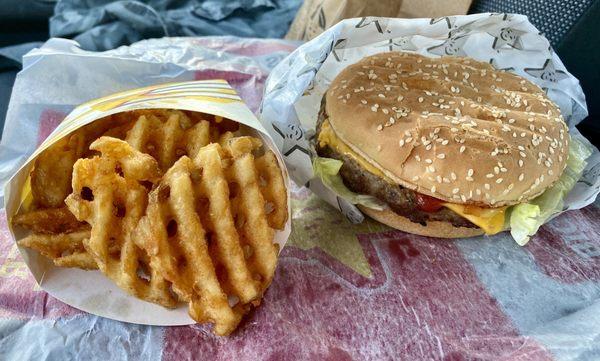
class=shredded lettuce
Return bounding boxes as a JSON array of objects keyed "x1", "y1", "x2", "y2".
[
  {"x1": 313, "y1": 156, "x2": 387, "y2": 210},
  {"x1": 509, "y1": 136, "x2": 592, "y2": 245}
]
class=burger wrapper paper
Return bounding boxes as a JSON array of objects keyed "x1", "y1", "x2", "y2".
[
  {"x1": 260, "y1": 14, "x2": 600, "y2": 230},
  {"x1": 3, "y1": 80, "x2": 292, "y2": 326}
]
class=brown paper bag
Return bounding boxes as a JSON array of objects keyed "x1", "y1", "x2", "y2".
[{"x1": 286, "y1": 0, "x2": 473, "y2": 41}]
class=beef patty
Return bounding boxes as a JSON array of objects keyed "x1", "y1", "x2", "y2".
[{"x1": 314, "y1": 97, "x2": 477, "y2": 229}]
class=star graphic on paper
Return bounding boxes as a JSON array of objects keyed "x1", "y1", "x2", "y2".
[
  {"x1": 427, "y1": 35, "x2": 469, "y2": 57},
  {"x1": 331, "y1": 38, "x2": 348, "y2": 62},
  {"x1": 489, "y1": 27, "x2": 526, "y2": 50},
  {"x1": 287, "y1": 191, "x2": 388, "y2": 277},
  {"x1": 489, "y1": 58, "x2": 515, "y2": 72},
  {"x1": 377, "y1": 37, "x2": 418, "y2": 52},
  {"x1": 337, "y1": 197, "x2": 364, "y2": 224},
  {"x1": 524, "y1": 59, "x2": 569, "y2": 83},
  {"x1": 271, "y1": 121, "x2": 311, "y2": 158},
  {"x1": 430, "y1": 16, "x2": 455, "y2": 29},
  {"x1": 355, "y1": 17, "x2": 383, "y2": 33}
]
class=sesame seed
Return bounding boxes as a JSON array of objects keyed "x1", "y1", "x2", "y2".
[
  {"x1": 418, "y1": 97, "x2": 424, "y2": 103},
  {"x1": 486, "y1": 173, "x2": 494, "y2": 178},
  {"x1": 382, "y1": 108, "x2": 389, "y2": 114},
  {"x1": 484, "y1": 183, "x2": 491, "y2": 190},
  {"x1": 397, "y1": 95, "x2": 404, "y2": 102},
  {"x1": 518, "y1": 159, "x2": 524, "y2": 167},
  {"x1": 467, "y1": 169, "x2": 474, "y2": 177},
  {"x1": 376, "y1": 124, "x2": 383, "y2": 131},
  {"x1": 437, "y1": 154, "x2": 446, "y2": 159},
  {"x1": 431, "y1": 186, "x2": 436, "y2": 193},
  {"x1": 415, "y1": 155, "x2": 421, "y2": 161},
  {"x1": 371, "y1": 106, "x2": 378, "y2": 112},
  {"x1": 399, "y1": 139, "x2": 405, "y2": 147},
  {"x1": 361, "y1": 99, "x2": 367, "y2": 104},
  {"x1": 459, "y1": 146, "x2": 466, "y2": 153},
  {"x1": 496, "y1": 178, "x2": 503, "y2": 184},
  {"x1": 461, "y1": 195, "x2": 467, "y2": 202},
  {"x1": 451, "y1": 172, "x2": 457, "y2": 180},
  {"x1": 412, "y1": 176, "x2": 420, "y2": 181},
  {"x1": 378, "y1": 93, "x2": 385, "y2": 98},
  {"x1": 425, "y1": 159, "x2": 433, "y2": 164}
]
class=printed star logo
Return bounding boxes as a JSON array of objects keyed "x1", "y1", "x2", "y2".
[
  {"x1": 287, "y1": 193, "x2": 387, "y2": 277},
  {"x1": 376, "y1": 37, "x2": 418, "y2": 52},
  {"x1": 331, "y1": 38, "x2": 348, "y2": 62},
  {"x1": 524, "y1": 59, "x2": 569, "y2": 83},
  {"x1": 355, "y1": 17, "x2": 383, "y2": 33},
  {"x1": 427, "y1": 35, "x2": 469, "y2": 57},
  {"x1": 430, "y1": 16, "x2": 455, "y2": 29},
  {"x1": 272, "y1": 121, "x2": 311, "y2": 157},
  {"x1": 489, "y1": 58, "x2": 515, "y2": 72},
  {"x1": 337, "y1": 197, "x2": 364, "y2": 224},
  {"x1": 489, "y1": 27, "x2": 526, "y2": 50}
]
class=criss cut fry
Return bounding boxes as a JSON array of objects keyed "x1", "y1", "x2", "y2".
[
  {"x1": 12, "y1": 206, "x2": 86, "y2": 234},
  {"x1": 31, "y1": 132, "x2": 87, "y2": 208},
  {"x1": 134, "y1": 137, "x2": 287, "y2": 335},
  {"x1": 18, "y1": 229, "x2": 97, "y2": 270},
  {"x1": 65, "y1": 136, "x2": 176, "y2": 308},
  {"x1": 254, "y1": 151, "x2": 287, "y2": 230}
]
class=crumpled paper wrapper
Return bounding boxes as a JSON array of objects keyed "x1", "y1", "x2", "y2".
[
  {"x1": 3, "y1": 79, "x2": 291, "y2": 326},
  {"x1": 260, "y1": 13, "x2": 600, "y2": 228}
]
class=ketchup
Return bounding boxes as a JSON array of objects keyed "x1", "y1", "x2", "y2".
[{"x1": 415, "y1": 193, "x2": 444, "y2": 212}]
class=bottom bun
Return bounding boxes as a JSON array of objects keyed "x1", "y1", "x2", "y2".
[{"x1": 358, "y1": 206, "x2": 485, "y2": 239}]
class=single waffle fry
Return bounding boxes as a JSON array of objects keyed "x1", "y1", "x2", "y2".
[
  {"x1": 134, "y1": 156, "x2": 242, "y2": 335},
  {"x1": 31, "y1": 132, "x2": 87, "y2": 208},
  {"x1": 30, "y1": 114, "x2": 135, "y2": 208},
  {"x1": 255, "y1": 151, "x2": 287, "y2": 230},
  {"x1": 134, "y1": 137, "x2": 287, "y2": 335},
  {"x1": 226, "y1": 150, "x2": 278, "y2": 287},
  {"x1": 18, "y1": 229, "x2": 97, "y2": 270},
  {"x1": 65, "y1": 136, "x2": 177, "y2": 308},
  {"x1": 12, "y1": 206, "x2": 86, "y2": 234}
]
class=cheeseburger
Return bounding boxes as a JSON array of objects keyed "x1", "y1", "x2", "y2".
[{"x1": 315, "y1": 52, "x2": 570, "y2": 238}]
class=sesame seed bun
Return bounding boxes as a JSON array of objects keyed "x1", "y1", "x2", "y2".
[
  {"x1": 358, "y1": 206, "x2": 484, "y2": 238},
  {"x1": 326, "y1": 52, "x2": 570, "y2": 207}
]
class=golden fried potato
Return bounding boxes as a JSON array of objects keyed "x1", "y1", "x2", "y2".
[
  {"x1": 31, "y1": 133, "x2": 87, "y2": 208},
  {"x1": 12, "y1": 206, "x2": 86, "y2": 234},
  {"x1": 18, "y1": 229, "x2": 97, "y2": 270},
  {"x1": 65, "y1": 136, "x2": 176, "y2": 308},
  {"x1": 133, "y1": 137, "x2": 287, "y2": 335}
]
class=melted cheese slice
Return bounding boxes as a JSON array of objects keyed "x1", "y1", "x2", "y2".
[
  {"x1": 318, "y1": 119, "x2": 506, "y2": 235},
  {"x1": 441, "y1": 203, "x2": 506, "y2": 235}
]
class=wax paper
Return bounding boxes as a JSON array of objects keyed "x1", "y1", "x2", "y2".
[
  {"x1": 0, "y1": 34, "x2": 599, "y2": 360},
  {"x1": 259, "y1": 14, "x2": 600, "y2": 232}
]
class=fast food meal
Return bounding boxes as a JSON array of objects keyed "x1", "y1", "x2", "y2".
[
  {"x1": 315, "y1": 52, "x2": 571, "y2": 239},
  {"x1": 12, "y1": 109, "x2": 288, "y2": 335}
]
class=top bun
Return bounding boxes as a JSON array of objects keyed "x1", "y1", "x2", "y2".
[{"x1": 325, "y1": 52, "x2": 570, "y2": 207}]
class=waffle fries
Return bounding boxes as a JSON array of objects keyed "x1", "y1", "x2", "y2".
[
  {"x1": 65, "y1": 136, "x2": 176, "y2": 308},
  {"x1": 13, "y1": 108, "x2": 288, "y2": 335},
  {"x1": 133, "y1": 137, "x2": 286, "y2": 335}
]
